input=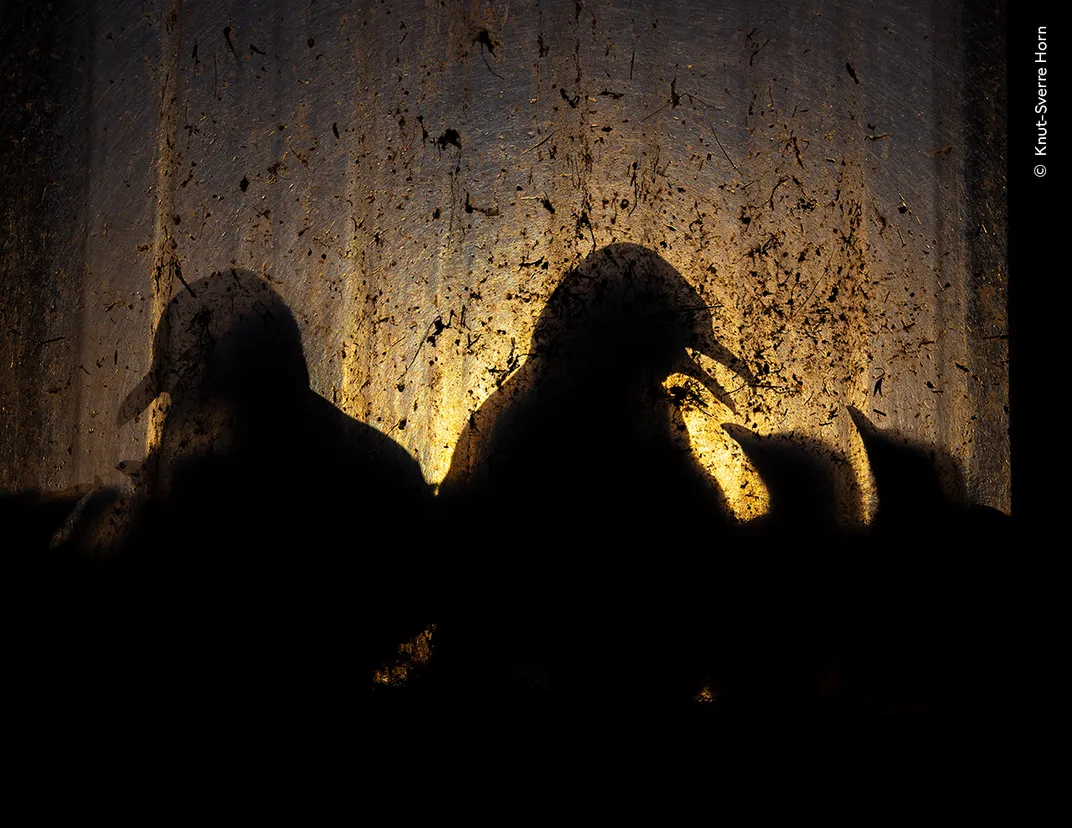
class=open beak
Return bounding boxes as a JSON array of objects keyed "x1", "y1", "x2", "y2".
[
  {"x1": 672, "y1": 330, "x2": 756, "y2": 416},
  {"x1": 672, "y1": 351, "x2": 739, "y2": 414}
]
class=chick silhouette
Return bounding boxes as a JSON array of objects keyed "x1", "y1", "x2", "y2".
[
  {"x1": 848, "y1": 406, "x2": 1010, "y2": 545},
  {"x1": 436, "y1": 243, "x2": 753, "y2": 705},
  {"x1": 722, "y1": 425, "x2": 859, "y2": 545},
  {"x1": 845, "y1": 406, "x2": 1011, "y2": 718},
  {"x1": 718, "y1": 425, "x2": 863, "y2": 716},
  {"x1": 116, "y1": 269, "x2": 433, "y2": 722}
]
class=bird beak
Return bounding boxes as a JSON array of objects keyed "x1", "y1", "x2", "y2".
[
  {"x1": 846, "y1": 405, "x2": 873, "y2": 438},
  {"x1": 721, "y1": 422, "x2": 757, "y2": 449},
  {"x1": 117, "y1": 368, "x2": 159, "y2": 426},
  {"x1": 671, "y1": 350, "x2": 734, "y2": 413},
  {"x1": 672, "y1": 331, "x2": 756, "y2": 416}
]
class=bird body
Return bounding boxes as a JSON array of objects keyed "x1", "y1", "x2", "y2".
[
  {"x1": 434, "y1": 244, "x2": 749, "y2": 704},
  {"x1": 111, "y1": 269, "x2": 433, "y2": 720}
]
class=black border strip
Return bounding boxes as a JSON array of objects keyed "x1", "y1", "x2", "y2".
[{"x1": 1007, "y1": 8, "x2": 1058, "y2": 529}]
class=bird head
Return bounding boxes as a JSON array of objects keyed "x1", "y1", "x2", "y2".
[
  {"x1": 118, "y1": 269, "x2": 309, "y2": 427},
  {"x1": 722, "y1": 423, "x2": 857, "y2": 526},
  {"x1": 531, "y1": 243, "x2": 753, "y2": 409}
]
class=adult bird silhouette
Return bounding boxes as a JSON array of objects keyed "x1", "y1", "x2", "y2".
[
  {"x1": 436, "y1": 243, "x2": 753, "y2": 705},
  {"x1": 115, "y1": 269, "x2": 433, "y2": 723}
]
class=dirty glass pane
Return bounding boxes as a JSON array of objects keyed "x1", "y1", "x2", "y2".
[{"x1": 3, "y1": 0, "x2": 1009, "y2": 714}]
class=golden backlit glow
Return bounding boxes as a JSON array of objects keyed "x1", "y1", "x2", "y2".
[
  {"x1": 663, "y1": 371, "x2": 770, "y2": 522},
  {"x1": 372, "y1": 623, "x2": 436, "y2": 687}
]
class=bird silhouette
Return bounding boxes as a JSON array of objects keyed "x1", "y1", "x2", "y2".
[
  {"x1": 848, "y1": 406, "x2": 1010, "y2": 545},
  {"x1": 114, "y1": 269, "x2": 434, "y2": 723},
  {"x1": 435, "y1": 243, "x2": 753, "y2": 705},
  {"x1": 722, "y1": 425, "x2": 859, "y2": 545},
  {"x1": 844, "y1": 406, "x2": 1012, "y2": 718},
  {"x1": 716, "y1": 425, "x2": 864, "y2": 715}
]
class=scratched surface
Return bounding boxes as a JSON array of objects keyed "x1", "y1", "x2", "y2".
[{"x1": 1, "y1": 0, "x2": 1008, "y2": 516}]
